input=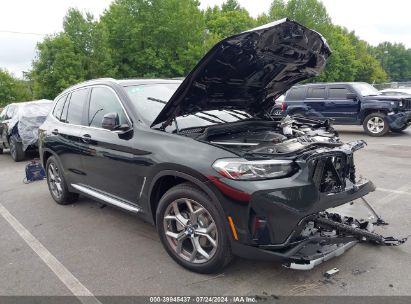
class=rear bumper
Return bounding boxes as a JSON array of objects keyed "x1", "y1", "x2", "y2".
[{"x1": 387, "y1": 111, "x2": 411, "y2": 129}]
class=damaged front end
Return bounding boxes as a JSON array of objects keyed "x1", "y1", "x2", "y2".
[{"x1": 199, "y1": 116, "x2": 407, "y2": 269}]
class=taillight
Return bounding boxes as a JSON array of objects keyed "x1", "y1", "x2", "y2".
[{"x1": 281, "y1": 100, "x2": 285, "y2": 112}]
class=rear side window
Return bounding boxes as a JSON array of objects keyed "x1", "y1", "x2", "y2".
[
  {"x1": 307, "y1": 87, "x2": 326, "y2": 99},
  {"x1": 88, "y1": 87, "x2": 128, "y2": 128},
  {"x1": 52, "y1": 95, "x2": 67, "y2": 120},
  {"x1": 329, "y1": 88, "x2": 350, "y2": 99},
  {"x1": 66, "y1": 88, "x2": 88, "y2": 125},
  {"x1": 286, "y1": 87, "x2": 306, "y2": 101}
]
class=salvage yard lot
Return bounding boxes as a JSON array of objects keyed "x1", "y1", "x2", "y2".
[{"x1": 1, "y1": 125, "x2": 411, "y2": 297}]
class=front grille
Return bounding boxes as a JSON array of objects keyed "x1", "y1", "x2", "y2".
[
  {"x1": 403, "y1": 99, "x2": 411, "y2": 110},
  {"x1": 310, "y1": 154, "x2": 355, "y2": 193}
]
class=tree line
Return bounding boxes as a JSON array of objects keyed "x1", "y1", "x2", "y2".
[{"x1": 1, "y1": 0, "x2": 411, "y2": 106}]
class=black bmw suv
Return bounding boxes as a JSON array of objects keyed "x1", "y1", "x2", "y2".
[{"x1": 39, "y1": 19, "x2": 404, "y2": 273}]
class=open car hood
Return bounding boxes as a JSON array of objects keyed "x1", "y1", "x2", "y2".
[{"x1": 151, "y1": 18, "x2": 331, "y2": 127}]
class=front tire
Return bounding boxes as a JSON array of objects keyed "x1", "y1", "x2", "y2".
[
  {"x1": 156, "y1": 183, "x2": 232, "y2": 273},
  {"x1": 271, "y1": 109, "x2": 283, "y2": 116},
  {"x1": 363, "y1": 113, "x2": 389, "y2": 137},
  {"x1": 9, "y1": 135, "x2": 25, "y2": 161},
  {"x1": 46, "y1": 156, "x2": 79, "y2": 205}
]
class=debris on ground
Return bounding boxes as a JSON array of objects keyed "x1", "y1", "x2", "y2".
[{"x1": 324, "y1": 268, "x2": 340, "y2": 278}]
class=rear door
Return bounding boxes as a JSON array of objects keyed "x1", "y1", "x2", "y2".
[
  {"x1": 49, "y1": 89, "x2": 90, "y2": 185},
  {"x1": 304, "y1": 86, "x2": 327, "y2": 119},
  {"x1": 324, "y1": 85, "x2": 359, "y2": 123},
  {"x1": 78, "y1": 85, "x2": 144, "y2": 204}
]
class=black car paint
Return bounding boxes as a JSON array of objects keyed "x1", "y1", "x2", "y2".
[
  {"x1": 39, "y1": 78, "x2": 376, "y2": 263},
  {"x1": 152, "y1": 18, "x2": 330, "y2": 127},
  {"x1": 39, "y1": 20, "x2": 384, "y2": 266},
  {"x1": 283, "y1": 82, "x2": 411, "y2": 129}
]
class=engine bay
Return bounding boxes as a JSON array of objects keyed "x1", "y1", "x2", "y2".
[{"x1": 191, "y1": 116, "x2": 342, "y2": 157}]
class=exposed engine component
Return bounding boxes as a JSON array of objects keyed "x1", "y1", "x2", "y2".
[{"x1": 196, "y1": 116, "x2": 341, "y2": 156}]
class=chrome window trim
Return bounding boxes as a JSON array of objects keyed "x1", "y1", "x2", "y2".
[{"x1": 50, "y1": 85, "x2": 134, "y2": 134}]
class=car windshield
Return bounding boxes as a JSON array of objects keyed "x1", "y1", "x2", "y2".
[
  {"x1": 124, "y1": 83, "x2": 251, "y2": 130},
  {"x1": 352, "y1": 83, "x2": 381, "y2": 96}
]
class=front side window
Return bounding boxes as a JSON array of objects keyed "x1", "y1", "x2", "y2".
[
  {"x1": 66, "y1": 88, "x2": 88, "y2": 125},
  {"x1": 328, "y1": 88, "x2": 350, "y2": 99},
  {"x1": 307, "y1": 87, "x2": 326, "y2": 99},
  {"x1": 88, "y1": 87, "x2": 128, "y2": 128}
]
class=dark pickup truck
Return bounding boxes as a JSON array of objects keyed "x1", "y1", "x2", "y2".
[{"x1": 283, "y1": 82, "x2": 411, "y2": 136}]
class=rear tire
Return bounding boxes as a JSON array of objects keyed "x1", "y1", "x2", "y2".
[
  {"x1": 0, "y1": 146, "x2": 3, "y2": 154},
  {"x1": 9, "y1": 135, "x2": 25, "y2": 162},
  {"x1": 46, "y1": 156, "x2": 79, "y2": 205},
  {"x1": 363, "y1": 113, "x2": 389, "y2": 137},
  {"x1": 156, "y1": 183, "x2": 232, "y2": 273}
]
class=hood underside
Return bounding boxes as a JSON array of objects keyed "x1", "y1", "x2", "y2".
[{"x1": 151, "y1": 18, "x2": 331, "y2": 127}]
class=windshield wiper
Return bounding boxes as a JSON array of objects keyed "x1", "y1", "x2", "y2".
[
  {"x1": 196, "y1": 111, "x2": 228, "y2": 123},
  {"x1": 227, "y1": 109, "x2": 253, "y2": 118},
  {"x1": 147, "y1": 97, "x2": 167, "y2": 104},
  {"x1": 193, "y1": 114, "x2": 222, "y2": 124}
]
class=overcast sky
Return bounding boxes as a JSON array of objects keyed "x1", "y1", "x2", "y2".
[{"x1": 1, "y1": 0, "x2": 410, "y2": 78}]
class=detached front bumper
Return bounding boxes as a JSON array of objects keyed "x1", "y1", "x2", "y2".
[
  {"x1": 227, "y1": 141, "x2": 406, "y2": 269},
  {"x1": 387, "y1": 111, "x2": 411, "y2": 129},
  {"x1": 231, "y1": 178, "x2": 375, "y2": 262}
]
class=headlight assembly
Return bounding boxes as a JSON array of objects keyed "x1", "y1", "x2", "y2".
[{"x1": 212, "y1": 158, "x2": 297, "y2": 180}]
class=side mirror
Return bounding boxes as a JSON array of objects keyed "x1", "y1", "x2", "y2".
[
  {"x1": 102, "y1": 112, "x2": 120, "y2": 131},
  {"x1": 346, "y1": 93, "x2": 357, "y2": 100}
]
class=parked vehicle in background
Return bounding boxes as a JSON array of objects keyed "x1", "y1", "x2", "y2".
[
  {"x1": 39, "y1": 19, "x2": 405, "y2": 273},
  {"x1": 0, "y1": 100, "x2": 53, "y2": 161},
  {"x1": 283, "y1": 82, "x2": 411, "y2": 136},
  {"x1": 380, "y1": 88, "x2": 411, "y2": 97}
]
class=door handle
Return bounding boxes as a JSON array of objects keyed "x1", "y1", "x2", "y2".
[
  {"x1": 52, "y1": 129, "x2": 59, "y2": 135},
  {"x1": 82, "y1": 134, "x2": 91, "y2": 143}
]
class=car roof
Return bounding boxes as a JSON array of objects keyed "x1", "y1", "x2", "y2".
[
  {"x1": 56, "y1": 78, "x2": 183, "y2": 99},
  {"x1": 292, "y1": 82, "x2": 367, "y2": 88}
]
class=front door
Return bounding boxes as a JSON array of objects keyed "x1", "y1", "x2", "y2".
[
  {"x1": 324, "y1": 86, "x2": 360, "y2": 123},
  {"x1": 79, "y1": 86, "x2": 145, "y2": 205}
]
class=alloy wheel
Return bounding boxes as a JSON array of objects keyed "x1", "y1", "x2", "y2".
[
  {"x1": 367, "y1": 116, "x2": 385, "y2": 134},
  {"x1": 163, "y1": 198, "x2": 218, "y2": 264},
  {"x1": 48, "y1": 163, "x2": 63, "y2": 199}
]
